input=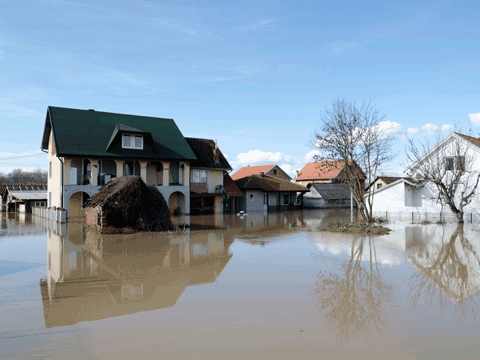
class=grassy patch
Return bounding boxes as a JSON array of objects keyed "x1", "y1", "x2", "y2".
[
  {"x1": 436, "y1": 220, "x2": 446, "y2": 225},
  {"x1": 420, "y1": 220, "x2": 432, "y2": 225},
  {"x1": 319, "y1": 222, "x2": 391, "y2": 235}
]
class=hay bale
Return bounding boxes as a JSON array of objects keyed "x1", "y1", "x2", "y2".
[{"x1": 85, "y1": 176, "x2": 173, "y2": 232}]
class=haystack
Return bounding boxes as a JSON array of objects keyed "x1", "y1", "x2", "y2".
[{"x1": 85, "y1": 176, "x2": 173, "y2": 232}]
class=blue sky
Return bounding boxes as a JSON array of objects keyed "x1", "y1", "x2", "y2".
[{"x1": 1, "y1": 0, "x2": 479, "y2": 176}]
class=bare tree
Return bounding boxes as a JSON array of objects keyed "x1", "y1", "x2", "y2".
[
  {"x1": 0, "y1": 169, "x2": 47, "y2": 184},
  {"x1": 311, "y1": 98, "x2": 397, "y2": 223},
  {"x1": 406, "y1": 131, "x2": 480, "y2": 223}
]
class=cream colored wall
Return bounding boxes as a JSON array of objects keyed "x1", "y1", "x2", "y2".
[
  {"x1": 209, "y1": 170, "x2": 223, "y2": 192},
  {"x1": 48, "y1": 130, "x2": 63, "y2": 208},
  {"x1": 214, "y1": 196, "x2": 223, "y2": 213}
]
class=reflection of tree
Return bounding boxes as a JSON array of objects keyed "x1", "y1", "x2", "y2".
[
  {"x1": 311, "y1": 237, "x2": 395, "y2": 345},
  {"x1": 408, "y1": 224, "x2": 480, "y2": 321}
]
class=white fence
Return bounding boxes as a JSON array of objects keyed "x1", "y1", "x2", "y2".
[
  {"x1": 32, "y1": 206, "x2": 66, "y2": 223},
  {"x1": 373, "y1": 211, "x2": 479, "y2": 223}
]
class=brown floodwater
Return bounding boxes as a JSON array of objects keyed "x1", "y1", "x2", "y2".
[{"x1": 1, "y1": 210, "x2": 480, "y2": 359}]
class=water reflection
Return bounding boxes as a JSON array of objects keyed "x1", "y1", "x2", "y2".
[
  {"x1": 311, "y1": 235, "x2": 396, "y2": 345},
  {"x1": 39, "y1": 211, "x2": 305, "y2": 328},
  {"x1": 40, "y1": 222, "x2": 233, "y2": 328},
  {"x1": 407, "y1": 223, "x2": 480, "y2": 320}
]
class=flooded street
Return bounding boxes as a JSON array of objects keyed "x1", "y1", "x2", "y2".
[{"x1": 1, "y1": 210, "x2": 480, "y2": 359}]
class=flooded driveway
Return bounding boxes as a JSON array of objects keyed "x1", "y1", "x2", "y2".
[{"x1": 1, "y1": 210, "x2": 479, "y2": 359}]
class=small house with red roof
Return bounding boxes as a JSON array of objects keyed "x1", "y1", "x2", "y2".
[
  {"x1": 231, "y1": 164, "x2": 292, "y2": 181},
  {"x1": 294, "y1": 161, "x2": 365, "y2": 189}
]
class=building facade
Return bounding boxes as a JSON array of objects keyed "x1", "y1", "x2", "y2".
[{"x1": 41, "y1": 107, "x2": 231, "y2": 218}]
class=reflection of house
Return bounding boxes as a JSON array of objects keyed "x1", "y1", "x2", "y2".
[
  {"x1": 0, "y1": 184, "x2": 47, "y2": 213},
  {"x1": 405, "y1": 225, "x2": 480, "y2": 304},
  {"x1": 40, "y1": 223, "x2": 233, "y2": 328},
  {"x1": 41, "y1": 107, "x2": 232, "y2": 218},
  {"x1": 303, "y1": 183, "x2": 354, "y2": 209},
  {"x1": 234, "y1": 174, "x2": 309, "y2": 212},
  {"x1": 294, "y1": 161, "x2": 365, "y2": 189},
  {"x1": 231, "y1": 164, "x2": 292, "y2": 181}
]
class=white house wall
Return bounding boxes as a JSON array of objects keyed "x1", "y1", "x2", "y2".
[
  {"x1": 370, "y1": 134, "x2": 480, "y2": 216},
  {"x1": 245, "y1": 190, "x2": 267, "y2": 212},
  {"x1": 268, "y1": 193, "x2": 278, "y2": 206}
]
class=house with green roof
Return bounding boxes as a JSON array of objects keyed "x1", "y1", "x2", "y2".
[{"x1": 41, "y1": 106, "x2": 232, "y2": 219}]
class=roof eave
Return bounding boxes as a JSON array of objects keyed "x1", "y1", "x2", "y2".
[{"x1": 41, "y1": 107, "x2": 53, "y2": 151}]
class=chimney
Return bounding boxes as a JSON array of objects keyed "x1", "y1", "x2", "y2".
[{"x1": 296, "y1": 170, "x2": 299, "y2": 177}]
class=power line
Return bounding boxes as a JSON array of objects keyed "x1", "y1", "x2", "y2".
[{"x1": 0, "y1": 153, "x2": 47, "y2": 161}]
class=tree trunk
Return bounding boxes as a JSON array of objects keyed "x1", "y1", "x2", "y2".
[{"x1": 456, "y1": 211, "x2": 464, "y2": 223}]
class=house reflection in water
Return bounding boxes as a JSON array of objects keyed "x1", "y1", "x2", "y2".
[
  {"x1": 405, "y1": 224, "x2": 480, "y2": 306},
  {"x1": 40, "y1": 221, "x2": 233, "y2": 328},
  {"x1": 39, "y1": 211, "x2": 305, "y2": 328}
]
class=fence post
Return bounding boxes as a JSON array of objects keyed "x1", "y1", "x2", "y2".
[{"x1": 471, "y1": 213, "x2": 473, "y2": 223}]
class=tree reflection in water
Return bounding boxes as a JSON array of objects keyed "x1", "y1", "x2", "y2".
[
  {"x1": 311, "y1": 236, "x2": 395, "y2": 345},
  {"x1": 408, "y1": 223, "x2": 480, "y2": 322}
]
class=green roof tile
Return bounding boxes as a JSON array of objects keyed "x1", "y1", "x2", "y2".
[{"x1": 42, "y1": 107, "x2": 197, "y2": 161}]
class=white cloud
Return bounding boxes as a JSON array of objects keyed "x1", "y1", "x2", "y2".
[
  {"x1": 469, "y1": 112, "x2": 480, "y2": 125},
  {"x1": 421, "y1": 123, "x2": 438, "y2": 135},
  {"x1": 229, "y1": 150, "x2": 294, "y2": 171},
  {"x1": 441, "y1": 124, "x2": 453, "y2": 132},
  {"x1": 236, "y1": 150, "x2": 283, "y2": 164},
  {"x1": 407, "y1": 127, "x2": 419, "y2": 135},
  {"x1": 377, "y1": 120, "x2": 403, "y2": 137},
  {"x1": 304, "y1": 149, "x2": 322, "y2": 161},
  {"x1": 229, "y1": 150, "x2": 306, "y2": 178}
]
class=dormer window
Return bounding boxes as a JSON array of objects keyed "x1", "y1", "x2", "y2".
[{"x1": 122, "y1": 134, "x2": 143, "y2": 149}]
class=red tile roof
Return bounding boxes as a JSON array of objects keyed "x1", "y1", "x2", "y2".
[
  {"x1": 295, "y1": 161, "x2": 346, "y2": 181},
  {"x1": 231, "y1": 164, "x2": 276, "y2": 180}
]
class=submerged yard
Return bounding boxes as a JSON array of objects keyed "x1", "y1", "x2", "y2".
[{"x1": 1, "y1": 209, "x2": 479, "y2": 360}]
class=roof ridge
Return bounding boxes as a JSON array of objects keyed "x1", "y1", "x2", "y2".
[{"x1": 48, "y1": 106, "x2": 174, "y2": 121}]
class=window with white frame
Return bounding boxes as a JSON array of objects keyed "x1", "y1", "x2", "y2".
[
  {"x1": 192, "y1": 169, "x2": 208, "y2": 183},
  {"x1": 122, "y1": 134, "x2": 143, "y2": 149},
  {"x1": 49, "y1": 161, "x2": 52, "y2": 178}
]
